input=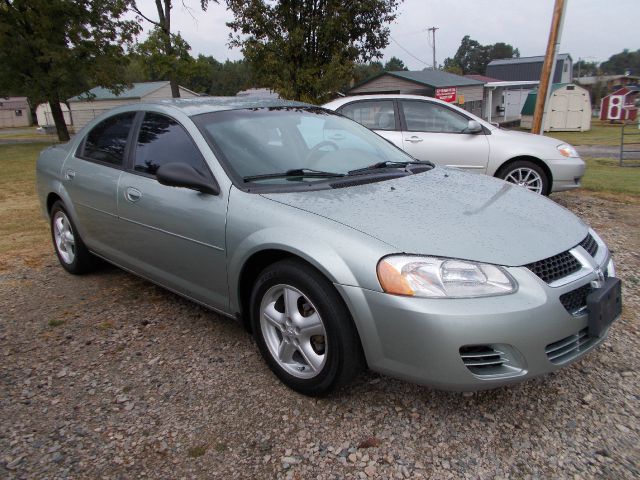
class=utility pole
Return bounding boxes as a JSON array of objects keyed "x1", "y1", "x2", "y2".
[
  {"x1": 532, "y1": 0, "x2": 568, "y2": 135},
  {"x1": 427, "y1": 26, "x2": 439, "y2": 70}
]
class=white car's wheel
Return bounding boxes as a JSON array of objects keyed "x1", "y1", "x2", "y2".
[{"x1": 498, "y1": 160, "x2": 549, "y2": 195}]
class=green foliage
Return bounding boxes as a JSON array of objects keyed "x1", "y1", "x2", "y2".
[
  {"x1": 135, "y1": 27, "x2": 195, "y2": 85},
  {"x1": 351, "y1": 61, "x2": 384, "y2": 87},
  {"x1": 226, "y1": 0, "x2": 402, "y2": 103},
  {"x1": 600, "y1": 49, "x2": 640, "y2": 75},
  {"x1": 384, "y1": 56, "x2": 407, "y2": 71},
  {"x1": 0, "y1": 1, "x2": 141, "y2": 140},
  {"x1": 573, "y1": 60, "x2": 599, "y2": 78},
  {"x1": 443, "y1": 35, "x2": 519, "y2": 75}
]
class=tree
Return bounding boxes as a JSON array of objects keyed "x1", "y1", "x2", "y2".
[
  {"x1": 226, "y1": 0, "x2": 402, "y2": 103},
  {"x1": 384, "y1": 56, "x2": 407, "y2": 71},
  {"x1": 443, "y1": 35, "x2": 519, "y2": 75},
  {"x1": 600, "y1": 49, "x2": 640, "y2": 75},
  {"x1": 135, "y1": 27, "x2": 196, "y2": 85},
  {"x1": 0, "y1": 1, "x2": 140, "y2": 141},
  {"x1": 130, "y1": 1, "x2": 217, "y2": 97}
]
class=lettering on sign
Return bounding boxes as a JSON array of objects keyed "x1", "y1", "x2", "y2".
[{"x1": 435, "y1": 87, "x2": 457, "y2": 103}]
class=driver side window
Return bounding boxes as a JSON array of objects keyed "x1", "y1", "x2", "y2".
[
  {"x1": 133, "y1": 113, "x2": 208, "y2": 177},
  {"x1": 81, "y1": 112, "x2": 136, "y2": 166}
]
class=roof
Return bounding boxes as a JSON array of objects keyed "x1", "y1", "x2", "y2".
[
  {"x1": 488, "y1": 53, "x2": 572, "y2": 67},
  {"x1": 348, "y1": 70, "x2": 484, "y2": 93},
  {"x1": 486, "y1": 54, "x2": 571, "y2": 82},
  {"x1": 0, "y1": 96, "x2": 29, "y2": 110},
  {"x1": 386, "y1": 70, "x2": 484, "y2": 88},
  {"x1": 149, "y1": 97, "x2": 312, "y2": 116},
  {"x1": 575, "y1": 75, "x2": 640, "y2": 86},
  {"x1": 464, "y1": 74, "x2": 501, "y2": 83},
  {"x1": 68, "y1": 81, "x2": 188, "y2": 102}
]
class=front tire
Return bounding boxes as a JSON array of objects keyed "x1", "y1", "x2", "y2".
[
  {"x1": 497, "y1": 160, "x2": 550, "y2": 195},
  {"x1": 50, "y1": 201, "x2": 98, "y2": 274},
  {"x1": 250, "y1": 259, "x2": 364, "y2": 396}
]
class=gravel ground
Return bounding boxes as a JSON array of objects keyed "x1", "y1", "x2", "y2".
[{"x1": 1, "y1": 190, "x2": 638, "y2": 479}]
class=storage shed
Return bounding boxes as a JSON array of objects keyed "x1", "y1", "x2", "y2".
[
  {"x1": 0, "y1": 97, "x2": 32, "y2": 128},
  {"x1": 347, "y1": 70, "x2": 485, "y2": 118},
  {"x1": 36, "y1": 103, "x2": 72, "y2": 127},
  {"x1": 520, "y1": 83, "x2": 591, "y2": 132},
  {"x1": 599, "y1": 87, "x2": 638, "y2": 122},
  {"x1": 68, "y1": 81, "x2": 198, "y2": 129}
]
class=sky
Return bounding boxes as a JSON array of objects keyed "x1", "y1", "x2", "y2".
[{"x1": 131, "y1": 0, "x2": 639, "y2": 70}]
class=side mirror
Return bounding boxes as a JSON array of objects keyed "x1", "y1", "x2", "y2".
[
  {"x1": 465, "y1": 120, "x2": 483, "y2": 134},
  {"x1": 156, "y1": 162, "x2": 220, "y2": 195}
]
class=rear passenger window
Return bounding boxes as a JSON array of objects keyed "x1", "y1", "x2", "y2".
[
  {"x1": 339, "y1": 100, "x2": 397, "y2": 131},
  {"x1": 134, "y1": 113, "x2": 208, "y2": 177},
  {"x1": 81, "y1": 112, "x2": 136, "y2": 166}
]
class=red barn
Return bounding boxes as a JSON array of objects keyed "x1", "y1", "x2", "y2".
[{"x1": 600, "y1": 87, "x2": 638, "y2": 122}]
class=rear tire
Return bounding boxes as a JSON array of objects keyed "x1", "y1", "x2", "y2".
[
  {"x1": 50, "y1": 201, "x2": 98, "y2": 274},
  {"x1": 250, "y1": 259, "x2": 364, "y2": 396},
  {"x1": 497, "y1": 160, "x2": 550, "y2": 195}
]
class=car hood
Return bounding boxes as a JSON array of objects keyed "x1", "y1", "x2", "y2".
[
  {"x1": 494, "y1": 128, "x2": 565, "y2": 147},
  {"x1": 261, "y1": 168, "x2": 587, "y2": 266}
]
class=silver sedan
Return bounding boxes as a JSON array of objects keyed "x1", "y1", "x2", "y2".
[
  {"x1": 323, "y1": 94, "x2": 586, "y2": 195},
  {"x1": 36, "y1": 98, "x2": 621, "y2": 395}
]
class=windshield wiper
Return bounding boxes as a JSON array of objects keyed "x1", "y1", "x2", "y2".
[
  {"x1": 347, "y1": 160, "x2": 434, "y2": 176},
  {"x1": 243, "y1": 168, "x2": 345, "y2": 182}
]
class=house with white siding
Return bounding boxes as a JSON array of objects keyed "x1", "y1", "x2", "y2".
[
  {"x1": 68, "y1": 81, "x2": 198, "y2": 129},
  {"x1": 347, "y1": 70, "x2": 485, "y2": 118}
]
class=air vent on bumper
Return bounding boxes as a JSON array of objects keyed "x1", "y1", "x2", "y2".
[
  {"x1": 545, "y1": 328, "x2": 597, "y2": 364},
  {"x1": 459, "y1": 345, "x2": 524, "y2": 378}
]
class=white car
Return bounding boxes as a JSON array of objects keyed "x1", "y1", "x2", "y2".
[{"x1": 323, "y1": 94, "x2": 585, "y2": 195}]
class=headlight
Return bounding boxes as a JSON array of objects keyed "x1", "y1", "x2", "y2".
[
  {"x1": 377, "y1": 255, "x2": 517, "y2": 298},
  {"x1": 557, "y1": 143, "x2": 579, "y2": 158}
]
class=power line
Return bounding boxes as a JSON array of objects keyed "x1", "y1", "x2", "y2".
[{"x1": 389, "y1": 36, "x2": 431, "y2": 67}]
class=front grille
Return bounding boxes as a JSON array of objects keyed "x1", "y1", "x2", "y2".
[
  {"x1": 560, "y1": 284, "x2": 592, "y2": 315},
  {"x1": 525, "y1": 233, "x2": 601, "y2": 284},
  {"x1": 580, "y1": 233, "x2": 598, "y2": 257},
  {"x1": 545, "y1": 328, "x2": 597, "y2": 364},
  {"x1": 459, "y1": 345, "x2": 508, "y2": 375},
  {"x1": 526, "y1": 251, "x2": 581, "y2": 284}
]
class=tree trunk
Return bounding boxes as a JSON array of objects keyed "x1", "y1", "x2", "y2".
[
  {"x1": 169, "y1": 77, "x2": 180, "y2": 98},
  {"x1": 49, "y1": 96, "x2": 70, "y2": 142}
]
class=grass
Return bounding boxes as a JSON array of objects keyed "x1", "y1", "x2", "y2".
[
  {"x1": 0, "y1": 142, "x2": 55, "y2": 256},
  {"x1": 541, "y1": 120, "x2": 625, "y2": 146},
  {"x1": 581, "y1": 157, "x2": 640, "y2": 196},
  {"x1": 0, "y1": 126, "x2": 58, "y2": 141},
  {"x1": 187, "y1": 444, "x2": 208, "y2": 458}
]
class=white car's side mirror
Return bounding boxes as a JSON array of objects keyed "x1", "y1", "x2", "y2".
[{"x1": 465, "y1": 120, "x2": 483, "y2": 134}]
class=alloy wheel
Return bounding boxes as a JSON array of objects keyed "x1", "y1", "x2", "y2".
[
  {"x1": 53, "y1": 211, "x2": 76, "y2": 264},
  {"x1": 504, "y1": 167, "x2": 544, "y2": 194},
  {"x1": 259, "y1": 284, "x2": 327, "y2": 379}
]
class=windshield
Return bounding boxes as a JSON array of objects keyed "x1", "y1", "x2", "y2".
[{"x1": 193, "y1": 107, "x2": 415, "y2": 186}]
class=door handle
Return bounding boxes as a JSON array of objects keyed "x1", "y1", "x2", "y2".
[
  {"x1": 406, "y1": 136, "x2": 423, "y2": 143},
  {"x1": 125, "y1": 187, "x2": 142, "y2": 203},
  {"x1": 64, "y1": 169, "x2": 75, "y2": 180}
]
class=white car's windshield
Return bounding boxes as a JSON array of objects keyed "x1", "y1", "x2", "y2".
[{"x1": 193, "y1": 107, "x2": 417, "y2": 185}]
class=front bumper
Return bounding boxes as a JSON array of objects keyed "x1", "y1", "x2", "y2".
[
  {"x1": 546, "y1": 156, "x2": 586, "y2": 192},
  {"x1": 336, "y1": 251, "x2": 616, "y2": 391}
]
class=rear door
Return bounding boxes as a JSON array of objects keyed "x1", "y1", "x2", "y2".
[
  {"x1": 61, "y1": 112, "x2": 137, "y2": 256},
  {"x1": 337, "y1": 99, "x2": 404, "y2": 148},
  {"x1": 398, "y1": 99, "x2": 490, "y2": 172},
  {"x1": 115, "y1": 112, "x2": 228, "y2": 310}
]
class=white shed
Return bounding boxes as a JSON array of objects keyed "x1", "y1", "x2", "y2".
[
  {"x1": 36, "y1": 103, "x2": 72, "y2": 127},
  {"x1": 68, "y1": 81, "x2": 198, "y2": 129},
  {"x1": 520, "y1": 83, "x2": 591, "y2": 132}
]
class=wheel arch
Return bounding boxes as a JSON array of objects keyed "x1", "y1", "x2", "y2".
[
  {"x1": 46, "y1": 192, "x2": 63, "y2": 216},
  {"x1": 236, "y1": 248, "x2": 351, "y2": 334},
  {"x1": 494, "y1": 156, "x2": 553, "y2": 194}
]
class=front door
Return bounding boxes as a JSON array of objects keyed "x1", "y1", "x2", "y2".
[
  {"x1": 116, "y1": 112, "x2": 228, "y2": 311},
  {"x1": 398, "y1": 99, "x2": 490, "y2": 173}
]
